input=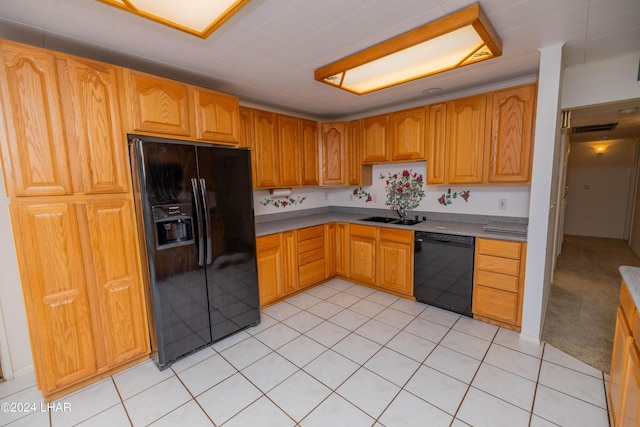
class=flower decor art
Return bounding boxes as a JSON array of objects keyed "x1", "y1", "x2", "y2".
[
  {"x1": 260, "y1": 195, "x2": 307, "y2": 208},
  {"x1": 380, "y1": 169, "x2": 425, "y2": 221},
  {"x1": 352, "y1": 187, "x2": 372, "y2": 202},
  {"x1": 438, "y1": 189, "x2": 470, "y2": 206}
]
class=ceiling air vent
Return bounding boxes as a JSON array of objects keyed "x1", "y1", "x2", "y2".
[{"x1": 572, "y1": 123, "x2": 618, "y2": 133}]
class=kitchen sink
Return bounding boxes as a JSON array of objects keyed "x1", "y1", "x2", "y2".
[
  {"x1": 359, "y1": 216, "x2": 423, "y2": 225},
  {"x1": 359, "y1": 216, "x2": 400, "y2": 223}
]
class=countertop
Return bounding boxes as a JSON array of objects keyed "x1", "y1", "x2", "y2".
[
  {"x1": 619, "y1": 266, "x2": 640, "y2": 310},
  {"x1": 255, "y1": 212, "x2": 528, "y2": 242}
]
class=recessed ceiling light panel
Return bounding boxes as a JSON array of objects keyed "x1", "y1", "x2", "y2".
[
  {"x1": 98, "y1": 0, "x2": 251, "y2": 38},
  {"x1": 314, "y1": 3, "x2": 502, "y2": 95}
]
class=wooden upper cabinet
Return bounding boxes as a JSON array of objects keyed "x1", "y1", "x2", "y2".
[
  {"x1": 426, "y1": 103, "x2": 447, "y2": 185},
  {"x1": 0, "y1": 41, "x2": 72, "y2": 197},
  {"x1": 191, "y1": 87, "x2": 239, "y2": 144},
  {"x1": 11, "y1": 201, "x2": 97, "y2": 394},
  {"x1": 123, "y1": 70, "x2": 191, "y2": 137},
  {"x1": 253, "y1": 109, "x2": 279, "y2": 188},
  {"x1": 278, "y1": 114, "x2": 301, "y2": 187},
  {"x1": 238, "y1": 107, "x2": 257, "y2": 188},
  {"x1": 485, "y1": 83, "x2": 536, "y2": 183},
  {"x1": 58, "y1": 57, "x2": 129, "y2": 194},
  {"x1": 446, "y1": 94, "x2": 487, "y2": 184},
  {"x1": 361, "y1": 114, "x2": 390, "y2": 163},
  {"x1": 79, "y1": 197, "x2": 149, "y2": 368},
  {"x1": 390, "y1": 107, "x2": 426, "y2": 161},
  {"x1": 321, "y1": 122, "x2": 347, "y2": 185},
  {"x1": 300, "y1": 119, "x2": 319, "y2": 186}
]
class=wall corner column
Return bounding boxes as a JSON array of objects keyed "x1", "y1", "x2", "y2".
[{"x1": 520, "y1": 43, "x2": 565, "y2": 342}]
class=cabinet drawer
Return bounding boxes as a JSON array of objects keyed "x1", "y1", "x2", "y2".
[
  {"x1": 299, "y1": 259, "x2": 326, "y2": 288},
  {"x1": 299, "y1": 247, "x2": 324, "y2": 265},
  {"x1": 473, "y1": 285, "x2": 518, "y2": 324},
  {"x1": 476, "y1": 254, "x2": 520, "y2": 276},
  {"x1": 477, "y1": 238, "x2": 521, "y2": 259},
  {"x1": 298, "y1": 225, "x2": 324, "y2": 241},
  {"x1": 256, "y1": 234, "x2": 281, "y2": 251},
  {"x1": 475, "y1": 269, "x2": 519, "y2": 292},
  {"x1": 621, "y1": 281, "x2": 637, "y2": 329},
  {"x1": 350, "y1": 224, "x2": 377, "y2": 239},
  {"x1": 298, "y1": 236, "x2": 324, "y2": 253},
  {"x1": 379, "y1": 227, "x2": 413, "y2": 244}
]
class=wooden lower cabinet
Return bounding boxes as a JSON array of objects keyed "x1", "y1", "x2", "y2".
[
  {"x1": 348, "y1": 224, "x2": 377, "y2": 285},
  {"x1": 298, "y1": 226, "x2": 325, "y2": 288},
  {"x1": 609, "y1": 282, "x2": 640, "y2": 427},
  {"x1": 377, "y1": 228, "x2": 413, "y2": 295},
  {"x1": 256, "y1": 231, "x2": 298, "y2": 307},
  {"x1": 11, "y1": 196, "x2": 149, "y2": 398},
  {"x1": 473, "y1": 238, "x2": 526, "y2": 331},
  {"x1": 335, "y1": 223, "x2": 349, "y2": 277}
]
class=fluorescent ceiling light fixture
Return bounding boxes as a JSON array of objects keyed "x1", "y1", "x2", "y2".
[
  {"x1": 97, "y1": 0, "x2": 251, "y2": 38},
  {"x1": 314, "y1": 3, "x2": 502, "y2": 95}
]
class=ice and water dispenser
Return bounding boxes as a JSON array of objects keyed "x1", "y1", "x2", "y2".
[{"x1": 153, "y1": 203, "x2": 194, "y2": 249}]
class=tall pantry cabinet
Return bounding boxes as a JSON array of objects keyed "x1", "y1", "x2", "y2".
[{"x1": 0, "y1": 41, "x2": 149, "y2": 399}]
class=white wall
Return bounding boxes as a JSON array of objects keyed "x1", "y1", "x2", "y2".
[
  {"x1": 564, "y1": 140, "x2": 637, "y2": 239},
  {"x1": 0, "y1": 175, "x2": 33, "y2": 379},
  {"x1": 562, "y1": 51, "x2": 640, "y2": 109}
]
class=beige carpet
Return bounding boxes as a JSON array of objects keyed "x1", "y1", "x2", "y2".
[{"x1": 542, "y1": 235, "x2": 640, "y2": 373}]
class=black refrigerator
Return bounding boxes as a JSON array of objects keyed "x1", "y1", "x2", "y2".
[{"x1": 129, "y1": 135, "x2": 260, "y2": 369}]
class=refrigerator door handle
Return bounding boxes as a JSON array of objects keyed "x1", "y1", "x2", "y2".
[
  {"x1": 199, "y1": 178, "x2": 213, "y2": 265},
  {"x1": 191, "y1": 178, "x2": 205, "y2": 266},
  {"x1": 200, "y1": 178, "x2": 213, "y2": 265}
]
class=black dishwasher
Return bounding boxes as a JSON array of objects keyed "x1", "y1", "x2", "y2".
[{"x1": 414, "y1": 232, "x2": 475, "y2": 317}]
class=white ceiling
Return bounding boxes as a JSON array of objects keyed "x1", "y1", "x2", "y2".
[{"x1": 0, "y1": 0, "x2": 638, "y2": 121}]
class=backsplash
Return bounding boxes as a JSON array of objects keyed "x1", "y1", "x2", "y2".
[{"x1": 253, "y1": 162, "x2": 531, "y2": 219}]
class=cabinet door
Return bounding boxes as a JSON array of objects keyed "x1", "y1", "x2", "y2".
[
  {"x1": 611, "y1": 307, "x2": 634, "y2": 425},
  {"x1": 321, "y1": 122, "x2": 347, "y2": 185},
  {"x1": 361, "y1": 114, "x2": 390, "y2": 163},
  {"x1": 238, "y1": 107, "x2": 257, "y2": 188},
  {"x1": 325, "y1": 223, "x2": 337, "y2": 277},
  {"x1": 254, "y1": 110, "x2": 279, "y2": 188},
  {"x1": 336, "y1": 222, "x2": 350, "y2": 277},
  {"x1": 12, "y1": 202, "x2": 96, "y2": 394},
  {"x1": 191, "y1": 87, "x2": 239, "y2": 144},
  {"x1": 0, "y1": 42, "x2": 72, "y2": 197},
  {"x1": 349, "y1": 224, "x2": 377, "y2": 285},
  {"x1": 446, "y1": 94, "x2": 486, "y2": 183},
  {"x1": 486, "y1": 84, "x2": 536, "y2": 183},
  {"x1": 79, "y1": 197, "x2": 149, "y2": 368},
  {"x1": 426, "y1": 103, "x2": 447, "y2": 184},
  {"x1": 59, "y1": 57, "x2": 129, "y2": 194},
  {"x1": 124, "y1": 70, "x2": 191, "y2": 136},
  {"x1": 278, "y1": 115, "x2": 301, "y2": 186},
  {"x1": 282, "y1": 230, "x2": 299, "y2": 294},
  {"x1": 620, "y1": 344, "x2": 640, "y2": 427},
  {"x1": 391, "y1": 107, "x2": 426, "y2": 161},
  {"x1": 377, "y1": 229, "x2": 413, "y2": 295},
  {"x1": 256, "y1": 234, "x2": 284, "y2": 306},
  {"x1": 301, "y1": 119, "x2": 319, "y2": 186}
]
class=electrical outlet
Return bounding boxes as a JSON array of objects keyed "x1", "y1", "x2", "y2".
[{"x1": 498, "y1": 199, "x2": 507, "y2": 210}]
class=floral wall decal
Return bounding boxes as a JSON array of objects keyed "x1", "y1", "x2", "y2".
[
  {"x1": 438, "y1": 189, "x2": 470, "y2": 206},
  {"x1": 380, "y1": 169, "x2": 425, "y2": 221},
  {"x1": 260, "y1": 195, "x2": 307, "y2": 208},
  {"x1": 352, "y1": 187, "x2": 372, "y2": 202}
]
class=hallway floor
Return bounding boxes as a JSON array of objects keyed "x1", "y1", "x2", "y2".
[
  {"x1": 1, "y1": 279, "x2": 610, "y2": 426},
  {"x1": 542, "y1": 234, "x2": 640, "y2": 372}
]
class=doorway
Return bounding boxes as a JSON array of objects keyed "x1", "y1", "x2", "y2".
[{"x1": 543, "y1": 99, "x2": 640, "y2": 372}]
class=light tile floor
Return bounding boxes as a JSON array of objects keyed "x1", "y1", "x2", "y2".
[{"x1": 0, "y1": 279, "x2": 611, "y2": 427}]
